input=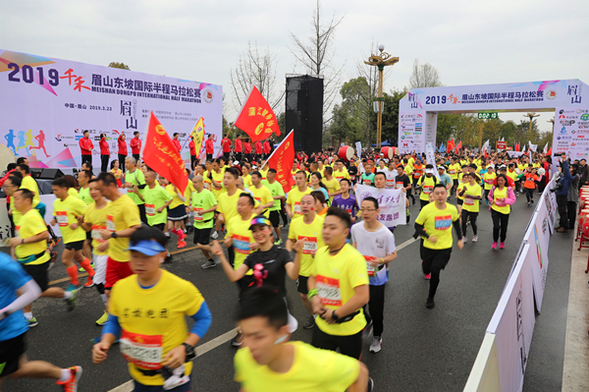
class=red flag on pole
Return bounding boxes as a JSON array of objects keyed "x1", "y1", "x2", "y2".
[
  {"x1": 547, "y1": 147, "x2": 552, "y2": 156},
  {"x1": 456, "y1": 141, "x2": 462, "y2": 151},
  {"x1": 143, "y1": 111, "x2": 189, "y2": 194},
  {"x1": 515, "y1": 143, "x2": 520, "y2": 152},
  {"x1": 483, "y1": 149, "x2": 488, "y2": 158},
  {"x1": 447, "y1": 139, "x2": 455, "y2": 153},
  {"x1": 266, "y1": 130, "x2": 295, "y2": 193},
  {"x1": 234, "y1": 86, "x2": 281, "y2": 142}
]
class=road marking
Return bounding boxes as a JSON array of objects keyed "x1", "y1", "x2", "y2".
[
  {"x1": 48, "y1": 246, "x2": 201, "y2": 286},
  {"x1": 107, "y1": 328, "x2": 238, "y2": 392},
  {"x1": 396, "y1": 237, "x2": 418, "y2": 251}
]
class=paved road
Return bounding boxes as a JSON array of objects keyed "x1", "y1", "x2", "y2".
[{"x1": 3, "y1": 193, "x2": 573, "y2": 391}]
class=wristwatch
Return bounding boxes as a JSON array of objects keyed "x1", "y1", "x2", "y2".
[
  {"x1": 111, "y1": 231, "x2": 118, "y2": 239},
  {"x1": 331, "y1": 310, "x2": 339, "y2": 322},
  {"x1": 182, "y1": 342, "x2": 196, "y2": 361}
]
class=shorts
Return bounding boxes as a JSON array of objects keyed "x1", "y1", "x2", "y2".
[
  {"x1": 92, "y1": 254, "x2": 109, "y2": 286},
  {"x1": 131, "y1": 379, "x2": 191, "y2": 392},
  {"x1": 0, "y1": 332, "x2": 26, "y2": 377},
  {"x1": 86, "y1": 231, "x2": 92, "y2": 241},
  {"x1": 193, "y1": 227, "x2": 212, "y2": 245},
  {"x1": 150, "y1": 223, "x2": 166, "y2": 231},
  {"x1": 311, "y1": 326, "x2": 363, "y2": 360},
  {"x1": 65, "y1": 240, "x2": 85, "y2": 251},
  {"x1": 167, "y1": 205, "x2": 188, "y2": 221},
  {"x1": 105, "y1": 257, "x2": 134, "y2": 289},
  {"x1": 296, "y1": 275, "x2": 309, "y2": 294},
  {"x1": 457, "y1": 199, "x2": 463, "y2": 206},
  {"x1": 269, "y1": 210, "x2": 280, "y2": 227},
  {"x1": 22, "y1": 262, "x2": 49, "y2": 292},
  {"x1": 421, "y1": 247, "x2": 452, "y2": 275}
]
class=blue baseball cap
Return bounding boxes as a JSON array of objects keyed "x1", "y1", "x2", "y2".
[{"x1": 127, "y1": 240, "x2": 166, "y2": 256}]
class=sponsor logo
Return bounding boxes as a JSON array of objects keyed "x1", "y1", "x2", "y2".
[
  {"x1": 55, "y1": 134, "x2": 62, "y2": 142},
  {"x1": 203, "y1": 89, "x2": 214, "y2": 104},
  {"x1": 560, "y1": 120, "x2": 576, "y2": 126},
  {"x1": 559, "y1": 127, "x2": 568, "y2": 135},
  {"x1": 74, "y1": 129, "x2": 80, "y2": 133},
  {"x1": 75, "y1": 135, "x2": 83, "y2": 141},
  {"x1": 559, "y1": 115, "x2": 565, "y2": 119},
  {"x1": 545, "y1": 90, "x2": 557, "y2": 100},
  {"x1": 581, "y1": 113, "x2": 589, "y2": 121}
]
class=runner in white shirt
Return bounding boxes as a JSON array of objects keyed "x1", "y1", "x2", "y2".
[{"x1": 384, "y1": 161, "x2": 397, "y2": 189}]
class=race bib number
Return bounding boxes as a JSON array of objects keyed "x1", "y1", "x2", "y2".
[
  {"x1": 232, "y1": 234, "x2": 251, "y2": 254},
  {"x1": 449, "y1": 169, "x2": 456, "y2": 174},
  {"x1": 298, "y1": 236, "x2": 317, "y2": 254},
  {"x1": 56, "y1": 211, "x2": 68, "y2": 227},
  {"x1": 203, "y1": 182, "x2": 211, "y2": 190},
  {"x1": 316, "y1": 275, "x2": 342, "y2": 306},
  {"x1": 386, "y1": 179, "x2": 395, "y2": 188},
  {"x1": 434, "y1": 215, "x2": 452, "y2": 230},
  {"x1": 363, "y1": 179, "x2": 372, "y2": 185},
  {"x1": 125, "y1": 183, "x2": 134, "y2": 193},
  {"x1": 464, "y1": 197, "x2": 475, "y2": 205},
  {"x1": 194, "y1": 208, "x2": 204, "y2": 221},
  {"x1": 294, "y1": 202, "x2": 302, "y2": 215},
  {"x1": 120, "y1": 330, "x2": 163, "y2": 370},
  {"x1": 91, "y1": 224, "x2": 107, "y2": 242},
  {"x1": 395, "y1": 182, "x2": 404, "y2": 189},
  {"x1": 15, "y1": 226, "x2": 20, "y2": 237},
  {"x1": 106, "y1": 215, "x2": 115, "y2": 232},
  {"x1": 485, "y1": 179, "x2": 494, "y2": 184},
  {"x1": 423, "y1": 185, "x2": 433, "y2": 194},
  {"x1": 364, "y1": 256, "x2": 378, "y2": 277},
  {"x1": 145, "y1": 204, "x2": 156, "y2": 216}
]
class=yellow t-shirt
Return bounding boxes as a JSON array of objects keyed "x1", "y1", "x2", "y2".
[
  {"x1": 202, "y1": 171, "x2": 212, "y2": 191},
  {"x1": 105, "y1": 194, "x2": 141, "y2": 262},
  {"x1": 483, "y1": 172, "x2": 496, "y2": 190},
  {"x1": 287, "y1": 215, "x2": 325, "y2": 277},
  {"x1": 210, "y1": 170, "x2": 225, "y2": 199},
  {"x1": 67, "y1": 187, "x2": 79, "y2": 198},
  {"x1": 415, "y1": 202, "x2": 459, "y2": 250},
  {"x1": 250, "y1": 185, "x2": 273, "y2": 217},
  {"x1": 286, "y1": 186, "x2": 312, "y2": 219},
  {"x1": 333, "y1": 169, "x2": 350, "y2": 181},
  {"x1": 183, "y1": 181, "x2": 195, "y2": 206},
  {"x1": 217, "y1": 190, "x2": 241, "y2": 224},
  {"x1": 242, "y1": 174, "x2": 253, "y2": 188},
  {"x1": 20, "y1": 175, "x2": 40, "y2": 206},
  {"x1": 165, "y1": 184, "x2": 185, "y2": 210},
  {"x1": 124, "y1": 169, "x2": 146, "y2": 206},
  {"x1": 109, "y1": 270, "x2": 206, "y2": 386},
  {"x1": 321, "y1": 177, "x2": 340, "y2": 196},
  {"x1": 462, "y1": 183, "x2": 482, "y2": 212},
  {"x1": 259, "y1": 168, "x2": 269, "y2": 180},
  {"x1": 84, "y1": 201, "x2": 110, "y2": 256},
  {"x1": 491, "y1": 186, "x2": 511, "y2": 214},
  {"x1": 506, "y1": 170, "x2": 518, "y2": 184},
  {"x1": 417, "y1": 175, "x2": 437, "y2": 201},
  {"x1": 448, "y1": 163, "x2": 461, "y2": 180},
  {"x1": 226, "y1": 213, "x2": 256, "y2": 273},
  {"x1": 234, "y1": 341, "x2": 360, "y2": 392},
  {"x1": 53, "y1": 195, "x2": 87, "y2": 244},
  {"x1": 16, "y1": 209, "x2": 50, "y2": 264},
  {"x1": 312, "y1": 244, "x2": 368, "y2": 336}
]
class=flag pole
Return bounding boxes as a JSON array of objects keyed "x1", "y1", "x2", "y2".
[{"x1": 260, "y1": 129, "x2": 294, "y2": 171}]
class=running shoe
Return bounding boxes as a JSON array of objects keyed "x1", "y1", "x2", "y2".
[
  {"x1": 424, "y1": 273, "x2": 431, "y2": 280},
  {"x1": 28, "y1": 317, "x2": 38, "y2": 328},
  {"x1": 274, "y1": 239, "x2": 283, "y2": 246},
  {"x1": 472, "y1": 235, "x2": 478, "y2": 243},
  {"x1": 211, "y1": 230, "x2": 219, "y2": 240},
  {"x1": 426, "y1": 297, "x2": 435, "y2": 309},
  {"x1": 164, "y1": 232, "x2": 171, "y2": 238},
  {"x1": 164, "y1": 255, "x2": 173, "y2": 264},
  {"x1": 499, "y1": 242, "x2": 505, "y2": 249},
  {"x1": 177, "y1": 240, "x2": 187, "y2": 249},
  {"x1": 462, "y1": 236, "x2": 467, "y2": 243},
  {"x1": 363, "y1": 320, "x2": 373, "y2": 340},
  {"x1": 201, "y1": 259, "x2": 217, "y2": 269},
  {"x1": 84, "y1": 275, "x2": 94, "y2": 288},
  {"x1": 56, "y1": 366, "x2": 82, "y2": 392},
  {"x1": 303, "y1": 316, "x2": 315, "y2": 330},
  {"x1": 491, "y1": 241, "x2": 497, "y2": 250},
  {"x1": 95, "y1": 311, "x2": 109, "y2": 326},
  {"x1": 66, "y1": 290, "x2": 77, "y2": 312},
  {"x1": 66, "y1": 283, "x2": 82, "y2": 292},
  {"x1": 368, "y1": 377, "x2": 374, "y2": 392},
  {"x1": 231, "y1": 332, "x2": 243, "y2": 347},
  {"x1": 369, "y1": 336, "x2": 382, "y2": 353}
]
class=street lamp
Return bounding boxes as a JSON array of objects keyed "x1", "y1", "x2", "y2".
[{"x1": 365, "y1": 45, "x2": 399, "y2": 149}]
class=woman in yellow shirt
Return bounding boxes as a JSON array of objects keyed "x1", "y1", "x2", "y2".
[{"x1": 161, "y1": 178, "x2": 188, "y2": 249}]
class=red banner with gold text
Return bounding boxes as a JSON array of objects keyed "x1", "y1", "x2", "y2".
[
  {"x1": 234, "y1": 86, "x2": 281, "y2": 142},
  {"x1": 267, "y1": 130, "x2": 294, "y2": 193}
]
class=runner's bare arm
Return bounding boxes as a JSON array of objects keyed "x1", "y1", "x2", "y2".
[
  {"x1": 348, "y1": 362, "x2": 370, "y2": 392},
  {"x1": 285, "y1": 240, "x2": 304, "y2": 280}
]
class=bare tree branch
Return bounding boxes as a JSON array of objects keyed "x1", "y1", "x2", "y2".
[{"x1": 408, "y1": 59, "x2": 443, "y2": 89}]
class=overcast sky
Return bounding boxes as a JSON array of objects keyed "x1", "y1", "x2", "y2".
[{"x1": 1, "y1": 0, "x2": 588, "y2": 137}]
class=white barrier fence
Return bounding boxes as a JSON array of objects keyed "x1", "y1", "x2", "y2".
[{"x1": 464, "y1": 180, "x2": 557, "y2": 392}]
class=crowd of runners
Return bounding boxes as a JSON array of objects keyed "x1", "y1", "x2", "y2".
[{"x1": 0, "y1": 139, "x2": 584, "y2": 391}]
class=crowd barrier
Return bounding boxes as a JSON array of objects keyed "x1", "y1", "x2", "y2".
[{"x1": 464, "y1": 179, "x2": 557, "y2": 392}]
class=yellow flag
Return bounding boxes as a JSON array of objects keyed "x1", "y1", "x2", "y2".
[{"x1": 191, "y1": 117, "x2": 205, "y2": 157}]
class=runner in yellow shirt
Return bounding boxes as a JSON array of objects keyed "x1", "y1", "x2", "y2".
[
  {"x1": 286, "y1": 171, "x2": 312, "y2": 220},
  {"x1": 459, "y1": 173, "x2": 482, "y2": 243},
  {"x1": 250, "y1": 171, "x2": 274, "y2": 217},
  {"x1": 50, "y1": 178, "x2": 95, "y2": 290}
]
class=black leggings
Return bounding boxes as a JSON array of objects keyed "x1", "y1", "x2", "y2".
[
  {"x1": 312, "y1": 326, "x2": 363, "y2": 359},
  {"x1": 491, "y1": 209, "x2": 510, "y2": 242},
  {"x1": 524, "y1": 188, "x2": 534, "y2": 203},
  {"x1": 461, "y1": 209, "x2": 478, "y2": 236},
  {"x1": 421, "y1": 246, "x2": 452, "y2": 300},
  {"x1": 567, "y1": 201, "x2": 577, "y2": 230},
  {"x1": 118, "y1": 154, "x2": 127, "y2": 172},
  {"x1": 363, "y1": 284, "x2": 385, "y2": 337},
  {"x1": 101, "y1": 154, "x2": 109, "y2": 173}
]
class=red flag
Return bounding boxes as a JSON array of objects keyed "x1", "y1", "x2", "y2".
[
  {"x1": 143, "y1": 112, "x2": 189, "y2": 194},
  {"x1": 447, "y1": 139, "x2": 455, "y2": 153},
  {"x1": 456, "y1": 141, "x2": 462, "y2": 151},
  {"x1": 547, "y1": 148, "x2": 552, "y2": 155},
  {"x1": 234, "y1": 86, "x2": 281, "y2": 142},
  {"x1": 483, "y1": 149, "x2": 488, "y2": 158},
  {"x1": 515, "y1": 143, "x2": 520, "y2": 152},
  {"x1": 267, "y1": 130, "x2": 295, "y2": 193}
]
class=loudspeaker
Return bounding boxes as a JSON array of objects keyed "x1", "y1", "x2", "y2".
[
  {"x1": 39, "y1": 168, "x2": 64, "y2": 180},
  {"x1": 286, "y1": 75, "x2": 324, "y2": 154},
  {"x1": 30, "y1": 168, "x2": 43, "y2": 179}
]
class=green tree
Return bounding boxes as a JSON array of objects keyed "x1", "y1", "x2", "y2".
[
  {"x1": 108, "y1": 62, "x2": 130, "y2": 70},
  {"x1": 329, "y1": 77, "x2": 372, "y2": 145},
  {"x1": 378, "y1": 90, "x2": 405, "y2": 145},
  {"x1": 436, "y1": 113, "x2": 463, "y2": 144}
]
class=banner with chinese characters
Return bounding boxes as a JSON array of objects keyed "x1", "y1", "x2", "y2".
[
  {"x1": 355, "y1": 184, "x2": 407, "y2": 227},
  {"x1": 399, "y1": 80, "x2": 588, "y2": 154},
  {"x1": 551, "y1": 107, "x2": 589, "y2": 161},
  {"x1": 0, "y1": 49, "x2": 222, "y2": 169}
]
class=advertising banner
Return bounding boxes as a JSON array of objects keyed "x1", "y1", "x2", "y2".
[
  {"x1": 523, "y1": 198, "x2": 551, "y2": 312},
  {"x1": 0, "y1": 49, "x2": 223, "y2": 169},
  {"x1": 551, "y1": 107, "x2": 589, "y2": 161},
  {"x1": 355, "y1": 184, "x2": 407, "y2": 227},
  {"x1": 425, "y1": 143, "x2": 439, "y2": 179},
  {"x1": 496, "y1": 141, "x2": 507, "y2": 150},
  {"x1": 399, "y1": 111, "x2": 426, "y2": 154}
]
